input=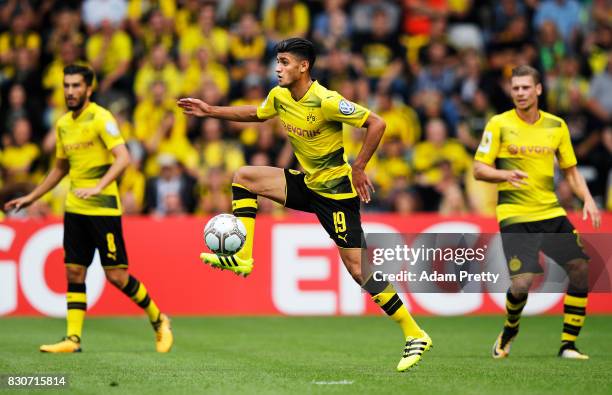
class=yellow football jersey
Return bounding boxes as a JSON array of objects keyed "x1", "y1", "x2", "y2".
[
  {"x1": 475, "y1": 109, "x2": 577, "y2": 227},
  {"x1": 257, "y1": 81, "x2": 370, "y2": 200},
  {"x1": 56, "y1": 103, "x2": 125, "y2": 216}
]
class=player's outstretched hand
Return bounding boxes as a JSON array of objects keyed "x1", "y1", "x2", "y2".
[
  {"x1": 177, "y1": 98, "x2": 210, "y2": 117},
  {"x1": 74, "y1": 187, "x2": 102, "y2": 199},
  {"x1": 352, "y1": 166, "x2": 375, "y2": 203},
  {"x1": 4, "y1": 195, "x2": 33, "y2": 213},
  {"x1": 506, "y1": 169, "x2": 528, "y2": 188},
  {"x1": 583, "y1": 197, "x2": 601, "y2": 229}
]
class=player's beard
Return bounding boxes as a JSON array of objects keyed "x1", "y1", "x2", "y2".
[{"x1": 66, "y1": 95, "x2": 87, "y2": 112}]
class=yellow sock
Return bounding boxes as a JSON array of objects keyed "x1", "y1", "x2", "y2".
[
  {"x1": 66, "y1": 282, "x2": 86, "y2": 340},
  {"x1": 562, "y1": 292, "x2": 587, "y2": 342},
  {"x1": 232, "y1": 183, "x2": 257, "y2": 260},
  {"x1": 371, "y1": 284, "x2": 424, "y2": 339},
  {"x1": 121, "y1": 275, "x2": 161, "y2": 323}
]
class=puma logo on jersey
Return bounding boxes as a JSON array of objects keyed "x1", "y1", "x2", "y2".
[
  {"x1": 338, "y1": 233, "x2": 348, "y2": 243},
  {"x1": 107, "y1": 252, "x2": 117, "y2": 261}
]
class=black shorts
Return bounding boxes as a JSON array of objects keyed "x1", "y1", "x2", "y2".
[
  {"x1": 500, "y1": 216, "x2": 589, "y2": 277},
  {"x1": 284, "y1": 169, "x2": 363, "y2": 248},
  {"x1": 64, "y1": 212, "x2": 129, "y2": 268}
]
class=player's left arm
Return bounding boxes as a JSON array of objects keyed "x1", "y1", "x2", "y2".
[
  {"x1": 562, "y1": 166, "x2": 601, "y2": 229},
  {"x1": 74, "y1": 144, "x2": 130, "y2": 199},
  {"x1": 353, "y1": 112, "x2": 386, "y2": 203},
  {"x1": 557, "y1": 120, "x2": 600, "y2": 228},
  {"x1": 322, "y1": 95, "x2": 385, "y2": 203}
]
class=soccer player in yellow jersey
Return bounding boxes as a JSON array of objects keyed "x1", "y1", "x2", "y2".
[
  {"x1": 473, "y1": 65, "x2": 601, "y2": 360},
  {"x1": 179, "y1": 38, "x2": 431, "y2": 371},
  {"x1": 4, "y1": 65, "x2": 173, "y2": 353}
]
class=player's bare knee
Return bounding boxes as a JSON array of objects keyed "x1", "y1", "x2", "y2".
[
  {"x1": 509, "y1": 288, "x2": 529, "y2": 300},
  {"x1": 566, "y1": 259, "x2": 589, "y2": 290},
  {"x1": 105, "y1": 268, "x2": 128, "y2": 289},
  {"x1": 510, "y1": 275, "x2": 532, "y2": 295},
  {"x1": 233, "y1": 166, "x2": 257, "y2": 191},
  {"x1": 66, "y1": 265, "x2": 86, "y2": 283}
]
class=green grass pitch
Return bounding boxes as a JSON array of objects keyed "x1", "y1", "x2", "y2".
[{"x1": 1, "y1": 316, "x2": 612, "y2": 394}]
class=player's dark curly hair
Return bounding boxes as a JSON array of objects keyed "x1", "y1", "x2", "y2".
[
  {"x1": 275, "y1": 38, "x2": 316, "y2": 71},
  {"x1": 63, "y1": 64, "x2": 95, "y2": 86}
]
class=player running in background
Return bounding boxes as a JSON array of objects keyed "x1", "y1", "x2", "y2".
[
  {"x1": 473, "y1": 65, "x2": 601, "y2": 360},
  {"x1": 178, "y1": 38, "x2": 431, "y2": 371},
  {"x1": 4, "y1": 65, "x2": 173, "y2": 353}
]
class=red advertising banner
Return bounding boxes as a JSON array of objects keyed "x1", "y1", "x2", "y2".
[{"x1": 1, "y1": 213, "x2": 611, "y2": 317}]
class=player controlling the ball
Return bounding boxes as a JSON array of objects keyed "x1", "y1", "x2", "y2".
[{"x1": 178, "y1": 38, "x2": 431, "y2": 371}]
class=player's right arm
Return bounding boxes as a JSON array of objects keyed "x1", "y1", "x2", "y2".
[
  {"x1": 177, "y1": 98, "x2": 261, "y2": 122},
  {"x1": 473, "y1": 161, "x2": 528, "y2": 188},
  {"x1": 473, "y1": 117, "x2": 528, "y2": 188},
  {"x1": 178, "y1": 88, "x2": 279, "y2": 123},
  {"x1": 5, "y1": 119, "x2": 71, "y2": 212},
  {"x1": 4, "y1": 158, "x2": 69, "y2": 212}
]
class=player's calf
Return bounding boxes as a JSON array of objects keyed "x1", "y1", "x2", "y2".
[{"x1": 338, "y1": 247, "x2": 363, "y2": 284}]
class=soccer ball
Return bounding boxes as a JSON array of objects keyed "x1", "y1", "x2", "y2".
[{"x1": 203, "y1": 214, "x2": 247, "y2": 256}]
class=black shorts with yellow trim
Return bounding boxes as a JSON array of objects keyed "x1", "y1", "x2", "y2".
[
  {"x1": 500, "y1": 216, "x2": 589, "y2": 277},
  {"x1": 64, "y1": 212, "x2": 128, "y2": 268},
  {"x1": 284, "y1": 169, "x2": 363, "y2": 248}
]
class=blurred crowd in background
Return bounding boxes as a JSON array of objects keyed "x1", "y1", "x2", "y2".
[{"x1": 0, "y1": 0, "x2": 610, "y2": 219}]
